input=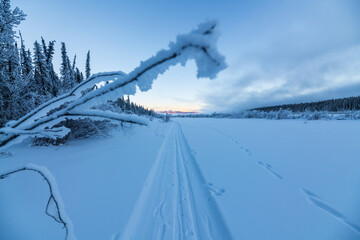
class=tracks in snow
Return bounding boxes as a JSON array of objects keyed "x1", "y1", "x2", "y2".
[
  {"x1": 257, "y1": 161, "x2": 283, "y2": 180},
  {"x1": 119, "y1": 122, "x2": 232, "y2": 240},
  {"x1": 210, "y1": 126, "x2": 360, "y2": 236},
  {"x1": 210, "y1": 127, "x2": 284, "y2": 181},
  {"x1": 302, "y1": 189, "x2": 360, "y2": 235}
]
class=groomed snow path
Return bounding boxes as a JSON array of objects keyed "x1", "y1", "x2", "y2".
[{"x1": 119, "y1": 122, "x2": 232, "y2": 240}]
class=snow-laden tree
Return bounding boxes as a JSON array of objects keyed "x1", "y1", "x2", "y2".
[
  {"x1": 0, "y1": 20, "x2": 227, "y2": 151},
  {"x1": 33, "y1": 40, "x2": 52, "y2": 101},
  {"x1": 75, "y1": 67, "x2": 83, "y2": 84},
  {"x1": 60, "y1": 42, "x2": 76, "y2": 92},
  {"x1": 6, "y1": 43, "x2": 29, "y2": 120},
  {"x1": 19, "y1": 32, "x2": 32, "y2": 77},
  {"x1": 0, "y1": 0, "x2": 26, "y2": 80},
  {"x1": 85, "y1": 50, "x2": 91, "y2": 79},
  {"x1": 0, "y1": 0, "x2": 26, "y2": 125},
  {"x1": 41, "y1": 38, "x2": 61, "y2": 97}
]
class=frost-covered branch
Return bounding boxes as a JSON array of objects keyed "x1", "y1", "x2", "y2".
[
  {"x1": 7, "y1": 71, "x2": 126, "y2": 128},
  {"x1": 64, "y1": 110, "x2": 149, "y2": 126},
  {"x1": 0, "y1": 20, "x2": 226, "y2": 151},
  {"x1": 0, "y1": 164, "x2": 76, "y2": 240},
  {"x1": 0, "y1": 126, "x2": 71, "y2": 139}
]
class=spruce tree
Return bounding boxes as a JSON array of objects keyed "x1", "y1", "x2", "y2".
[
  {"x1": 0, "y1": 0, "x2": 26, "y2": 81},
  {"x1": 0, "y1": 0, "x2": 26, "y2": 125},
  {"x1": 60, "y1": 42, "x2": 75, "y2": 92},
  {"x1": 19, "y1": 32, "x2": 32, "y2": 77},
  {"x1": 85, "y1": 50, "x2": 91, "y2": 79},
  {"x1": 5, "y1": 34, "x2": 35, "y2": 120},
  {"x1": 72, "y1": 55, "x2": 76, "y2": 71},
  {"x1": 75, "y1": 67, "x2": 83, "y2": 84},
  {"x1": 33, "y1": 40, "x2": 51, "y2": 101},
  {"x1": 44, "y1": 39, "x2": 61, "y2": 97}
]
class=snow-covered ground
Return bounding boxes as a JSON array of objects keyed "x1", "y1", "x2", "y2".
[{"x1": 1, "y1": 118, "x2": 360, "y2": 239}]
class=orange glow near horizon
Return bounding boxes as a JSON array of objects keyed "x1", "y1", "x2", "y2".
[
  {"x1": 133, "y1": 101, "x2": 204, "y2": 113},
  {"x1": 152, "y1": 105, "x2": 203, "y2": 113}
]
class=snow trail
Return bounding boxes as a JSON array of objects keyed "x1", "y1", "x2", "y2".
[{"x1": 119, "y1": 122, "x2": 232, "y2": 240}]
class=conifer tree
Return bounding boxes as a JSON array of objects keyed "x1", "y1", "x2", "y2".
[
  {"x1": 60, "y1": 42, "x2": 75, "y2": 92},
  {"x1": 47, "y1": 40, "x2": 60, "y2": 96},
  {"x1": 0, "y1": 0, "x2": 26, "y2": 125},
  {"x1": 0, "y1": 0, "x2": 26, "y2": 82},
  {"x1": 33, "y1": 40, "x2": 51, "y2": 100},
  {"x1": 41, "y1": 37, "x2": 48, "y2": 61},
  {"x1": 85, "y1": 50, "x2": 91, "y2": 79},
  {"x1": 75, "y1": 67, "x2": 83, "y2": 84},
  {"x1": 40, "y1": 37, "x2": 60, "y2": 97},
  {"x1": 72, "y1": 55, "x2": 76, "y2": 71},
  {"x1": 19, "y1": 32, "x2": 32, "y2": 77}
]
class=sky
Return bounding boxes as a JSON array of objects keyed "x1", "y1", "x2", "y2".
[{"x1": 12, "y1": 0, "x2": 360, "y2": 113}]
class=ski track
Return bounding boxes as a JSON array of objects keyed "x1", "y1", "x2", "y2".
[
  {"x1": 118, "y1": 122, "x2": 232, "y2": 240},
  {"x1": 302, "y1": 189, "x2": 360, "y2": 235}
]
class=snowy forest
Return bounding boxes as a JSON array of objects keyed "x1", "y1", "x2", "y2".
[
  {"x1": 252, "y1": 95, "x2": 360, "y2": 112},
  {"x1": 0, "y1": 0, "x2": 87, "y2": 126},
  {"x1": 0, "y1": 0, "x2": 155, "y2": 130}
]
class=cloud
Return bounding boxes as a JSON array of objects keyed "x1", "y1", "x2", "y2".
[
  {"x1": 201, "y1": 44, "x2": 360, "y2": 112},
  {"x1": 199, "y1": 0, "x2": 360, "y2": 113}
]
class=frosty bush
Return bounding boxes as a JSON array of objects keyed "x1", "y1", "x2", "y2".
[{"x1": 32, "y1": 119, "x2": 115, "y2": 146}]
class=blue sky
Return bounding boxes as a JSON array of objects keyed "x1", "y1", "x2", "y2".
[{"x1": 12, "y1": 0, "x2": 360, "y2": 112}]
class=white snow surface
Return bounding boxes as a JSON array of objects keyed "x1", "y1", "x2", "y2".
[{"x1": 1, "y1": 118, "x2": 360, "y2": 240}]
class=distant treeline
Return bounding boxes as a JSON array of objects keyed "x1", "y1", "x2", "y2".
[
  {"x1": 95, "y1": 96, "x2": 157, "y2": 117},
  {"x1": 173, "y1": 110, "x2": 360, "y2": 120},
  {"x1": 251, "y1": 96, "x2": 360, "y2": 112}
]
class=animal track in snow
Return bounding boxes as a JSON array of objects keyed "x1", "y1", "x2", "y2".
[
  {"x1": 208, "y1": 183, "x2": 225, "y2": 197},
  {"x1": 210, "y1": 128, "x2": 252, "y2": 156},
  {"x1": 302, "y1": 188, "x2": 360, "y2": 235},
  {"x1": 257, "y1": 161, "x2": 283, "y2": 180}
]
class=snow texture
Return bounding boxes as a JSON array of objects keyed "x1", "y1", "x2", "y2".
[{"x1": 1, "y1": 119, "x2": 360, "y2": 239}]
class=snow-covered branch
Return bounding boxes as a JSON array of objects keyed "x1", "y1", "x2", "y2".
[
  {"x1": 64, "y1": 110, "x2": 149, "y2": 126},
  {"x1": 0, "y1": 126, "x2": 71, "y2": 139},
  {"x1": 0, "y1": 20, "x2": 226, "y2": 151},
  {"x1": 7, "y1": 71, "x2": 126, "y2": 128},
  {"x1": 0, "y1": 164, "x2": 76, "y2": 240}
]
